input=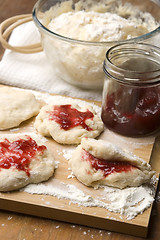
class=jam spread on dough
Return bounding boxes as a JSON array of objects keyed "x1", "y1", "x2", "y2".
[
  {"x1": 0, "y1": 137, "x2": 46, "y2": 176},
  {"x1": 82, "y1": 149, "x2": 136, "y2": 177},
  {"x1": 48, "y1": 104, "x2": 94, "y2": 131}
]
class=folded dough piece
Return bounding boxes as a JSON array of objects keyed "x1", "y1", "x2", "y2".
[
  {"x1": 0, "y1": 134, "x2": 55, "y2": 191},
  {"x1": 34, "y1": 103, "x2": 104, "y2": 144},
  {"x1": 0, "y1": 87, "x2": 40, "y2": 130},
  {"x1": 69, "y1": 138, "x2": 155, "y2": 189}
]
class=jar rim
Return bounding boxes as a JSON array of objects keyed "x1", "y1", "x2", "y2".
[{"x1": 104, "y1": 43, "x2": 160, "y2": 86}]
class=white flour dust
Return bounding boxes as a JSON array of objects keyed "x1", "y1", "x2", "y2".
[{"x1": 22, "y1": 177, "x2": 157, "y2": 220}]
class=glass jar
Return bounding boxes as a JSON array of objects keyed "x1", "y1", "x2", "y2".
[{"x1": 101, "y1": 43, "x2": 160, "y2": 137}]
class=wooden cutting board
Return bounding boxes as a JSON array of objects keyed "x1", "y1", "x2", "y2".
[{"x1": 0, "y1": 85, "x2": 159, "y2": 238}]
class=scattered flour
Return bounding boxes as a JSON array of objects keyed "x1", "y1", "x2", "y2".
[
  {"x1": 22, "y1": 177, "x2": 157, "y2": 220},
  {"x1": 67, "y1": 172, "x2": 75, "y2": 179},
  {"x1": 62, "y1": 149, "x2": 74, "y2": 161},
  {"x1": 102, "y1": 185, "x2": 155, "y2": 220}
]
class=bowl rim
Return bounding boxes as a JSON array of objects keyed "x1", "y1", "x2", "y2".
[{"x1": 32, "y1": 0, "x2": 160, "y2": 46}]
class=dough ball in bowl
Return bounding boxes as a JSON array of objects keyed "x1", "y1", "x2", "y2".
[{"x1": 33, "y1": 0, "x2": 160, "y2": 89}]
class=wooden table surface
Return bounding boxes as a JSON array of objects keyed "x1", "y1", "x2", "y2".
[{"x1": 0, "y1": 0, "x2": 160, "y2": 239}]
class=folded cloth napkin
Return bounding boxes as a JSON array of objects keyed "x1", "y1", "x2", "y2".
[{"x1": 0, "y1": 21, "x2": 102, "y2": 101}]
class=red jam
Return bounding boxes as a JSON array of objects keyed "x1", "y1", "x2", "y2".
[
  {"x1": 82, "y1": 149, "x2": 136, "y2": 177},
  {"x1": 48, "y1": 104, "x2": 94, "y2": 131},
  {"x1": 101, "y1": 86, "x2": 160, "y2": 136},
  {"x1": 0, "y1": 137, "x2": 46, "y2": 176}
]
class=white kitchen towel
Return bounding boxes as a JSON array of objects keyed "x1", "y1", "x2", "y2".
[{"x1": 0, "y1": 21, "x2": 102, "y2": 101}]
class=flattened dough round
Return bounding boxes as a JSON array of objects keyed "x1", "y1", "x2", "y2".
[
  {"x1": 69, "y1": 138, "x2": 155, "y2": 189},
  {"x1": 0, "y1": 134, "x2": 55, "y2": 192},
  {"x1": 0, "y1": 87, "x2": 40, "y2": 130},
  {"x1": 34, "y1": 103, "x2": 104, "y2": 144}
]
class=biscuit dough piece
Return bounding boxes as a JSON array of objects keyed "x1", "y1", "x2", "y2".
[
  {"x1": 0, "y1": 134, "x2": 55, "y2": 192},
  {"x1": 69, "y1": 138, "x2": 155, "y2": 189},
  {"x1": 0, "y1": 87, "x2": 40, "y2": 130},
  {"x1": 34, "y1": 103, "x2": 104, "y2": 144}
]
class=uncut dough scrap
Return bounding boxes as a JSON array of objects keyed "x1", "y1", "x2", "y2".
[
  {"x1": 34, "y1": 103, "x2": 104, "y2": 144},
  {"x1": 0, "y1": 134, "x2": 55, "y2": 192},
  {"x1": 0, "y1": 87, "x2": 40, "y2": 130},
  {"x1": 69, "y1": 138, "x2": 155, "y2": 189}
]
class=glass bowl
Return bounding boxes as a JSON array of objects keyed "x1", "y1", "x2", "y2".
[{"x1": 32, "y1": 0, "x2": 160, "y2": 90}]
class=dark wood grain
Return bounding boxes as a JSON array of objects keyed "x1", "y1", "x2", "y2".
[{"x1": 0, "y1": 1, "x2": 160, "y2": 239}]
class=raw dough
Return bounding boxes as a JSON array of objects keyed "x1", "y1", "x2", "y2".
[
  {"x1": 48, "y1": 11, "x2": 149, "y2": 42},
  {"x1": 34, "y1": 103, "x2": 104, "y2": 144},
  {"x1": 69, "y1": 138, "x2": 155, "y2": 189},
  {"x1": 0, "y1": 134, "x2": 55, "y2": 192},
  {"x1": 41, "y1": 0, "x2": 158, "y2": 89},
  {"x1": 0, "y1": 87, "x2": 40, "y2": 130}
]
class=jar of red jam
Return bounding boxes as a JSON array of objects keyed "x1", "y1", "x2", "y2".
[{"x1": 101, "y1": 43, "x2": 160, "y2": 137}]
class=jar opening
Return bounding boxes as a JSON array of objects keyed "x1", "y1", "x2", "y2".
[{"x1": 104, "y1": 43, "x2": 160, "y2": 86}]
